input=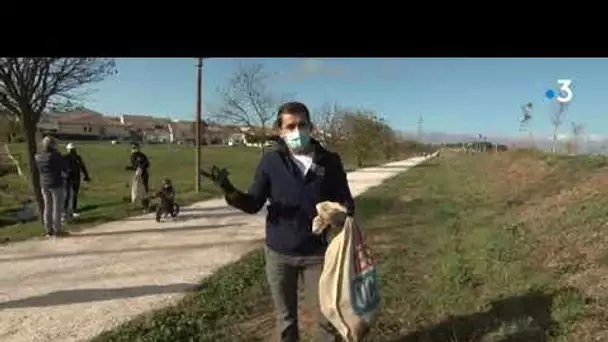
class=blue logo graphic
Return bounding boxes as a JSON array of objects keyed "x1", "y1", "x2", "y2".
[
  {"x1": 350, "y1": 268, "x2": 380, "y2": 315},
  {"x1": 544, "y1": 80, "x2": 573, "y2": 103}
]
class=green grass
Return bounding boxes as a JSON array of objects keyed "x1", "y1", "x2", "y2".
[
  {"x1": 0, "y1": 142, "x2": 417, "y2": 243},
  {"x1": 0, "y1": 143, "x2": 263, "y2": 243},
  {"x1": 91, "y1": 150, "x2": 608, "y2": 342}
]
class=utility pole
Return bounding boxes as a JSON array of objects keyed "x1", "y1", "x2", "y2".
[{"x1": 195, "y1": 58, "x2": 203, "y2": 193}]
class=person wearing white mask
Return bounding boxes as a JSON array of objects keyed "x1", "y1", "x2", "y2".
[{"x1": 206, "y1": 101, "x2": 354, "y2": 342}]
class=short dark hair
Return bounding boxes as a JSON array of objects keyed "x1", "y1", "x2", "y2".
[{"x1": 275, "y1": 102, "x2": 311, "y2": 128}]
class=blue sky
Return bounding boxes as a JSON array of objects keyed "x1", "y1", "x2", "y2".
[{"x1": 83, "y1": 58, "x2": 607, "y2": 138}]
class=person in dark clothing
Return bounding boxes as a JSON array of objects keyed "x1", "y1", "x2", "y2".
[
  {"x1": 126, "y1": 143, "x2": 151, "y2": 210},
  {"x1": 63, "y1": 142, "x2": 91, "y2": 219},
  {"x1": 207, "y1": 102, "x2": 354, "y2": 342},
  {"x1": 35, "y1": 136, "x2": 68, "y2": 238},
  {"x1": 154, "y1": 178, "x2": 176, "y2": 222}
]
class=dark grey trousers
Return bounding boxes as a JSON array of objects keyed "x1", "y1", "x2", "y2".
[
  {"x1": 265, "y1": 246, "x2": 340, "y2": 342},
  {"x1": 41, "y1": 185, "x2": 64, "y2": 234}
]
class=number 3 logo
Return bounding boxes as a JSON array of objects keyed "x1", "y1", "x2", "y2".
[{"x1": 557, "y1": 79, "x2": 573, "y2": 103}]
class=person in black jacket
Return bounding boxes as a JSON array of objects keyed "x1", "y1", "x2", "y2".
[
  {"x1": 63, "y1": 142, "x2": 91, "y2": 219},
  {"x1": 126, "y1": 143, "x2": 151, "y2": 210},
  {"x1": 35, "y1": 136, "x2": 68, "y2": 238},
  {"x1": 207, "y1": 102, "x2": 354, "y2": 342}
]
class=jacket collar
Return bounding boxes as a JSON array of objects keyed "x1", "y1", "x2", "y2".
[{"x1": 274, "y1": 138, "x2": 329, "y2": 179}]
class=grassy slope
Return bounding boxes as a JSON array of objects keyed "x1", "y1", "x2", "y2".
[{"x1": 92, "y1": 150, "x2": 608, "y2": 342}]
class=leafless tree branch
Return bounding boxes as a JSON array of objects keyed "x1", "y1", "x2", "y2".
[
  {"x1": 568, "y1": 121, "x2": 585, "y2": 154},
  {"x1": 0, "y1": 58, "x2": 116, "y2": 121},
  {"x1": 550, "y1": 101, "x2": 570, "y2": 154},
  {"x1": 212, "y1": 63, "x2": 277, "y2": 131},
  {"x1": 0, "y1": 57, "x2": 116, "y2": 222},
  {"x1": 313, "y1": 102, "x2": 345, "y2": 147}
]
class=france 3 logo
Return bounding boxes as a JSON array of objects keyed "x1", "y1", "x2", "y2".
[{"x1": 545, "y1": 79, "x2": 573, "y2": 103}]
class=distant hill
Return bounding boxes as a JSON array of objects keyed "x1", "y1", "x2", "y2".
[{"x1": 399, "y1": 130, "x2": 608, "y2": 154}]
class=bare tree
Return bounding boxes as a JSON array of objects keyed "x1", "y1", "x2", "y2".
[
  {"x1": 567, "y1": 121, "x2": 585, "y2": 155},
  {"x1": 214, "y1": 63, "x2": 277, "y2": 137},
  {"x1": 313, "y1": 102, "x2": 344, "y2": 147},
  {"x1": 0, "y1": 58, "x2": 116, "y2": 219},
  {"x1": 520, "y1": 102, "x2": 533, "y2": 126},
  {"x1": 550, "y1": 101, "x2": 569, "y2": 154},
  {"x1": 417, "y1": 115, "x2": 424, "y2": 142},
  {"x1": 518, "y1": 102, "x2": 534, "y2": 148}
]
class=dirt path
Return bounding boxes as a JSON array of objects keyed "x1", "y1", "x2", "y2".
[{"x1": 0, "y1": 156, "x2": 433, "y2": 342}]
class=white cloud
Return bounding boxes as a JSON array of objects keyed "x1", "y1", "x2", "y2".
[
  {"x1": 548, "y1": 133, "x2": 608, "y2": 143},
  {"x1": 587, "y1": 134, "x2": 608, "y2": 142}
]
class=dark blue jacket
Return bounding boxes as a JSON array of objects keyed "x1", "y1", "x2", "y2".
[
  {"x1": 35, "y1": 149, "x2": 66, "y2": 188},
  {"x1": 226, "y1": 139, "x2": 355, "y2": 256},
  {"x1": 129, "y1": 151, "x2": 150, "y2": 172},
  {"x1": 64, "y1": 152, "x2": 90, "y2": 183}
]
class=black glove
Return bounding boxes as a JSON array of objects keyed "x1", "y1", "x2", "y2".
[{"x1": 202, "y1": 165, "x2": 235, "y2": 193}]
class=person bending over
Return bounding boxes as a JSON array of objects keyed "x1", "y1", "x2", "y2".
[
  {"x1": 126, "y1": 143, "x2": 151, "y2": 211},
  {"x1": 154, "y1": 177, "x2": 175, "y2": 222}
]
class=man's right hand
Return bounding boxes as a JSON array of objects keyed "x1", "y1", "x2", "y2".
[{"x1": 202, "y1": 166, "x2": 235, "y2": 193}]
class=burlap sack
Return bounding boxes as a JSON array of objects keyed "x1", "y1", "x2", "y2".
[
  {"x1": 315, "y1": 201, "x2": 380, "y2": 342},
  {"x1": 130, "y1": 168, "x2": 146, "y2": 203},
  {"x1": 312, "y1": 201, "x2": 348, "y2": 235}
]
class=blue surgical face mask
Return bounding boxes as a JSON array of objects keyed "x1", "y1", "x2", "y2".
[{"x1": 283, "y1": 129, "x2": 311, "y2": 150}]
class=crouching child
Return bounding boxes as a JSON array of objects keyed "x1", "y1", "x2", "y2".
[{"x1": 154, "y1": 178, "x2": 177, "y2": 222}]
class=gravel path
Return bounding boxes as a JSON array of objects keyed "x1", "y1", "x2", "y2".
[{"x1": 0, "y1": 156, "x2": 432, "y2": 342}]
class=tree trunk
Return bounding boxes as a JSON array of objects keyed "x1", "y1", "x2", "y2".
[
  {"x1": 551, "y1": 130, "x2": 558, "y2": 155},
  {"x1": 23, "y1": 117, "x2": 44, "y2": 224},
  {"x1": 356, "y1": 154, "x2": 363, "y2": 168}
]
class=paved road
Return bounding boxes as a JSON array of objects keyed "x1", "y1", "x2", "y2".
[{"x1": 0, "y1": 155, "x2": 433, "y2": 342}]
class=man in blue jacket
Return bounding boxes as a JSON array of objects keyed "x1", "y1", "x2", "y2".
[{"x1": 208, "y1": 102, "x2": 354, "y2": 342}]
